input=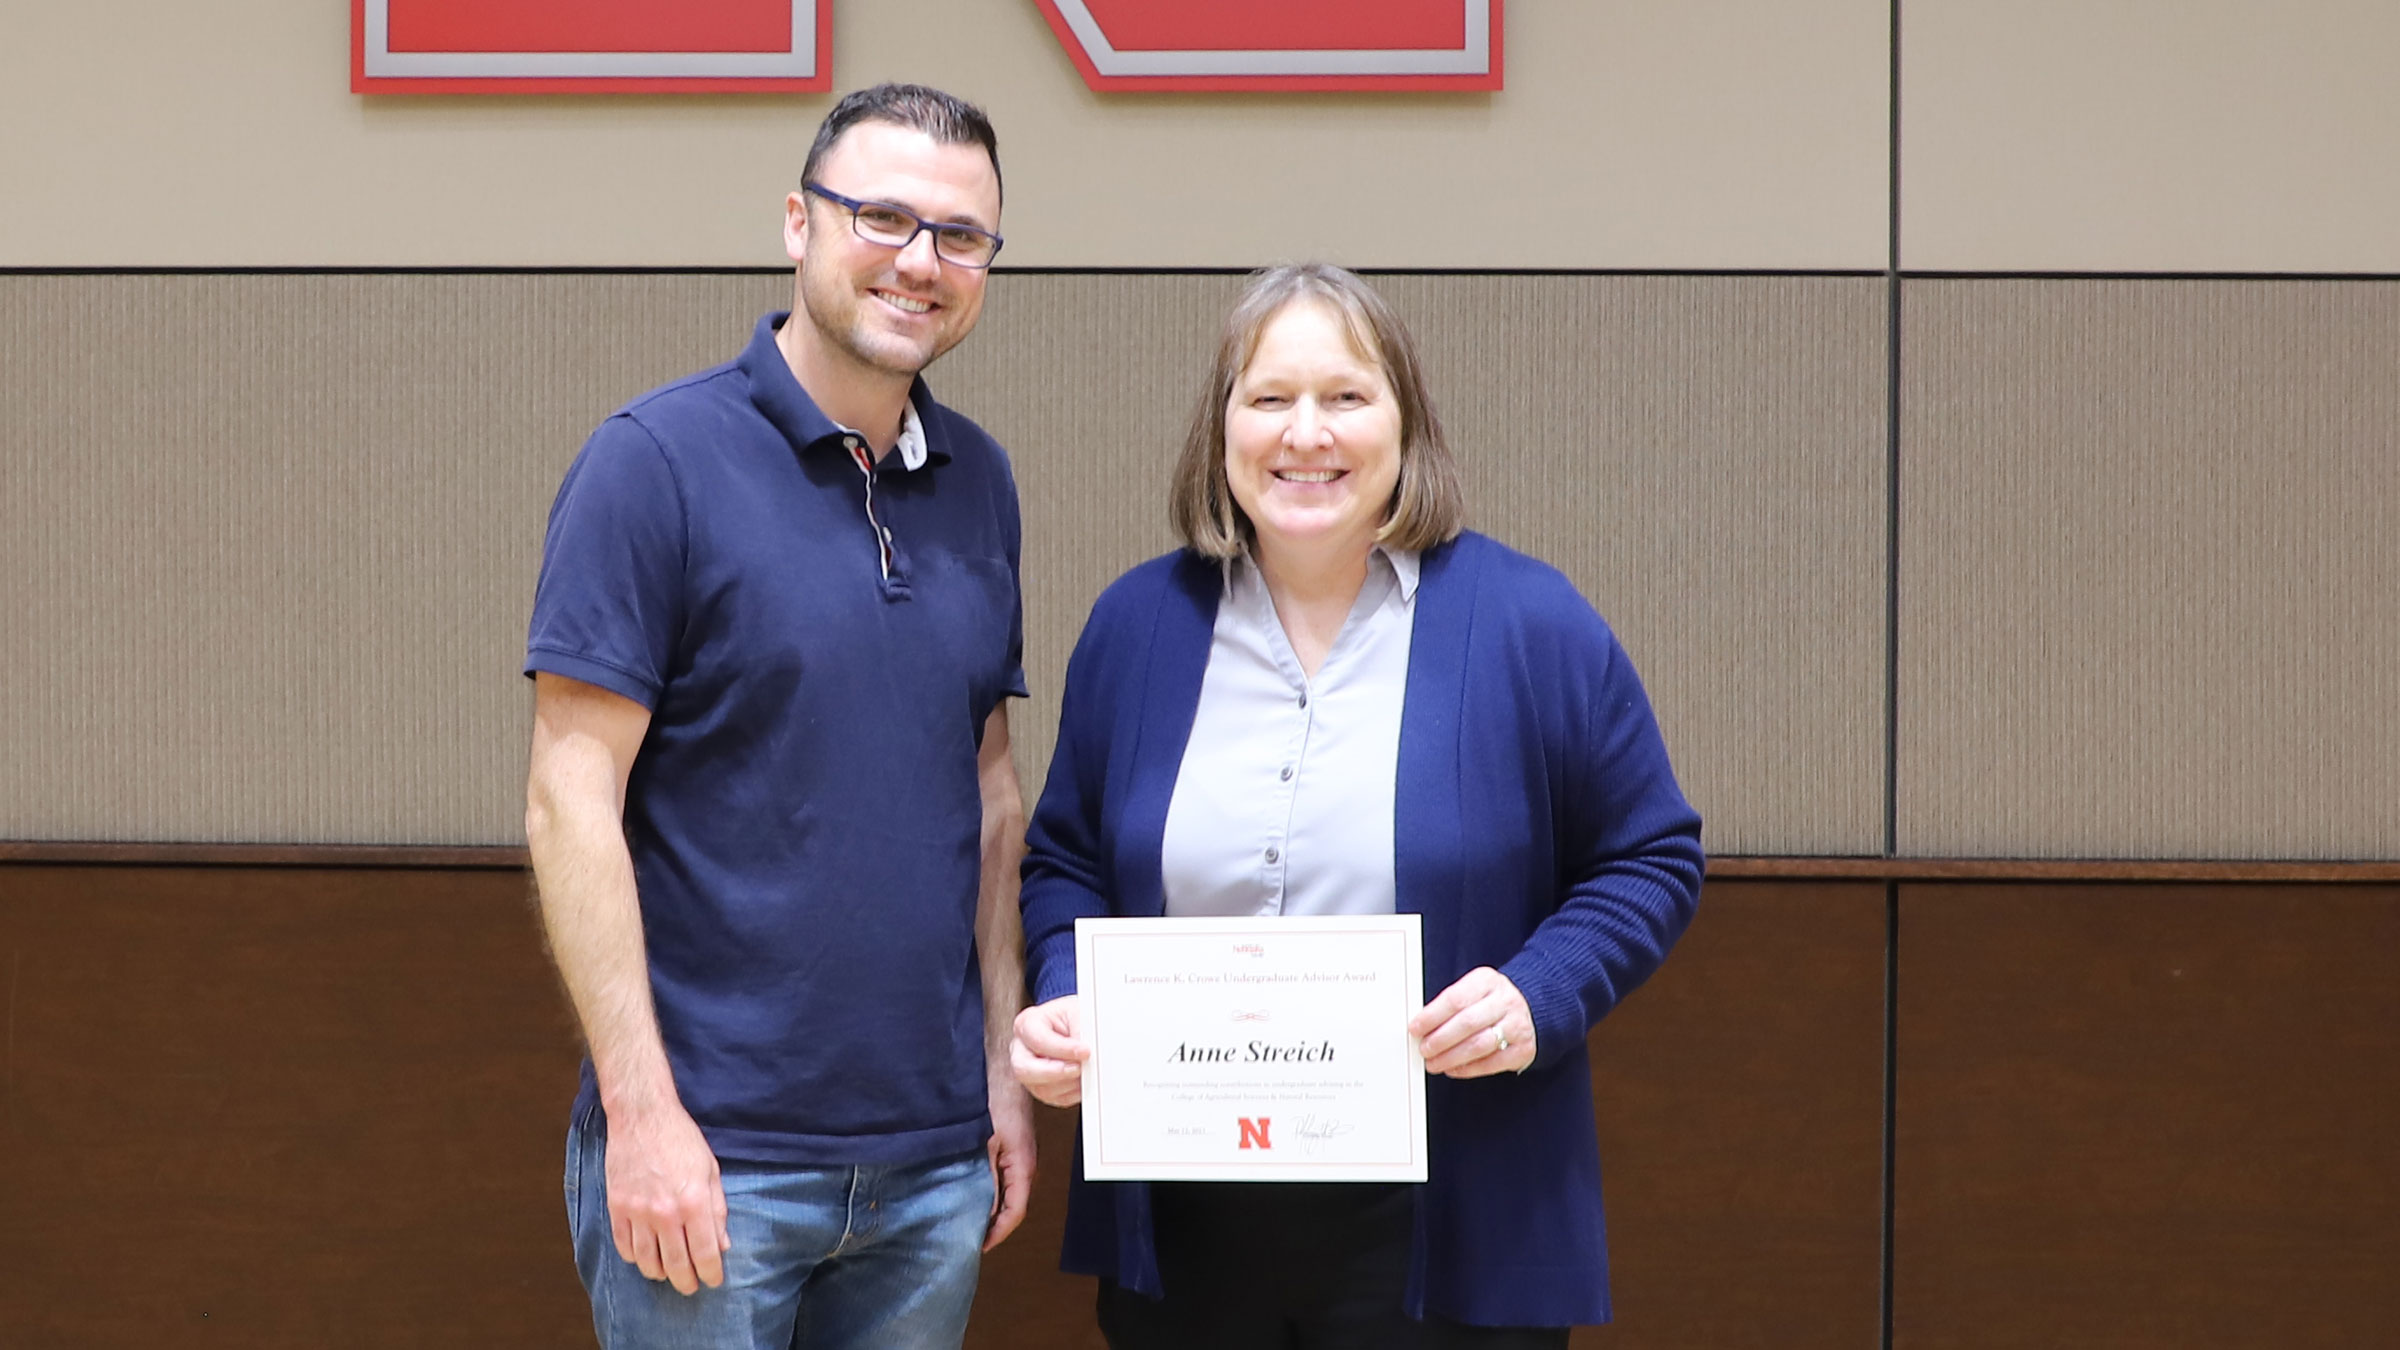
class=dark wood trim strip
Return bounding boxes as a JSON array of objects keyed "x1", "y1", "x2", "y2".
[
  {"x1": 2, "y1": 843, "x2": 2393, "y2": 882},
  {"x1": 1704, "y1": 857, "x2": 2400, "y2": 883},
  {"x1": 0, "y1": 842, "x2": 531, "y2": 869}
]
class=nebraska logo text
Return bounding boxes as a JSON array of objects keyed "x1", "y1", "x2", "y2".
[{"x1": 1238, "y1": 1117, "x2": 1273, "y2": 1149}]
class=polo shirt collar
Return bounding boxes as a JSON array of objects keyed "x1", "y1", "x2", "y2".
[
  {"x1": 845, "y1": 400, "x2": 928, "y2": 471},
  {"x1": 739, "y1": 311, "x2": 951, "y2": 468}
]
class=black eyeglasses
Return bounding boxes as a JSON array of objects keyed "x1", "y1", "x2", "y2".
[{"x1": 802, "y1": 183, "x2": 1004, "y2": 269}]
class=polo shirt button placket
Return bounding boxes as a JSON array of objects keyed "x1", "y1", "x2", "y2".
[{"x1": 843, "y1": 435, "x2": 910, "y2": 599}]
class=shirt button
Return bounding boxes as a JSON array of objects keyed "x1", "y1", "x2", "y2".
[
  {"x1": 1279, "y1": 766, "x2": 1294, "y2": 782},
  {"x1": 1264, "y1": 846, "x2": 1280, "y2": 864},
  {"x1": 1297, "y1": 692, "x2": 1309, "y2": 709}
]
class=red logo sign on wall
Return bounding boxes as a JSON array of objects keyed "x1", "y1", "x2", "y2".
[
  {"x1": 353, "y1": 1, "x2": 1498, "y2": 97},
  {"x1": 352, "y1": 0, "x2": 832, "y2": 94},
  {"x1": 1034, "y1": 0, "x2": 1502, "y2": 93}
]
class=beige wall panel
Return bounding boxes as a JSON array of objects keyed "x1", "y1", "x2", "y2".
[
  {"x1": 1374, "y1": 274, "x2": 1889, "y2": 855},
  {"x1": 0, "y1": 274, "x2": 784, "y2": 844},
  {"x1": 1898, "y1": 280, "x2": 2400, "y2": 858},
  {"x1": 949, "y1": 274, "x2": 1891, "y2": 856},
  {"x1": 3, "y1": 272, "x2": 1881, "y2": 850},
  {"x1": 929, "y1": 273, "x2": 1244, "y2": 815},
  {"x1": 0, "y1": 0, "x2": 1888, "y2": 269},
  {"x1": 1903, "y1": 1, "x2": 2400, "y2": 272}
]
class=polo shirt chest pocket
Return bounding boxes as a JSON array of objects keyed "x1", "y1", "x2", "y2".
[{"x1": 922, "y1": 552, "x2": 1018, "y2": 707}]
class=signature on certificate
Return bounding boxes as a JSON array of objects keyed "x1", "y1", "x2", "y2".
[{"x1": 1291, "y1": 1114, "x2": 1357, "y2": 1155}]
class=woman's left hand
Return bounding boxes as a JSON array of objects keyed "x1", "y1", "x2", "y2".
[{"x1": 1410, "y1": 966, "x2": 1536, "y2": 1077}]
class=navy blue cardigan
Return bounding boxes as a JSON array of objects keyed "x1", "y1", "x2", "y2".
[{"x1": 1020, "y1": 531, "x2": 1705, "y2": 1328}]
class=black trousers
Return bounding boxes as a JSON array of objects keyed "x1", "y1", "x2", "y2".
[{"x1": 1095, "y1": 1182, "x2": 1570, "y2": 1350}]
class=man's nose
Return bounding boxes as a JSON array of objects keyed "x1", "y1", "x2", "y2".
[{"x1": 895, "y1": 229, "x2": 944, "y2": 280}]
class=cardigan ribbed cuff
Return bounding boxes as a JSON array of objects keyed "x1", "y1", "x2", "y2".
[
  {"x1": 1498, "y1": 949, "x2": 1602, "y2": 1072},
  {"x1": 1029, "y1": 933, "x2": 1080, "y2": 1005}
]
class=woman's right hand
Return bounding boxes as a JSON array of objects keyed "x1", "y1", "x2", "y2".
[{"x1": 1010, "y1": 995, "x2": 1089, "y2": 1107}]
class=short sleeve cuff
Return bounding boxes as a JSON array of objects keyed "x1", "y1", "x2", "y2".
[{"x1": 524, "y1": 648, "x2": 661, "y2": 710}]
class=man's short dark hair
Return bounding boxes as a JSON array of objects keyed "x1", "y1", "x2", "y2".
[{"x1": 801, "y1": 83, "x2": 1002, "y2": 202}]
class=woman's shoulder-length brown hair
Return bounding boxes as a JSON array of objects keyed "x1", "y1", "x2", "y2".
[{"x1": 1168, "y1": 263, "x2": 1465, "y2": 559}]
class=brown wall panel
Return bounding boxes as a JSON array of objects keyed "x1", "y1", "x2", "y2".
[
  {"x1": 1577, "y1": 880, "x2": 1887, "y2": 1349},
  {"x1": 1898, "y1": 279, "x2": 2400, "y2": 859},
  {"x1": 969, "y1": 1101, "x2": 1107, "y2": 1350},
  {"x1": 0, "y1": 868, "x2": 1884, "y2": 1346},
  {"x1": 3, "y1": 272, "x2": 1883, "y2": 856},
  {"x1": 1893, "y1": 883, "x2": 2400, "y2": 1349},
  {"x1": 0, "y1": 864, "x2": 590, "y2": 1347},
  {"x1": 987, "y1": 881, "x2": 1899, "y2": 1346}
]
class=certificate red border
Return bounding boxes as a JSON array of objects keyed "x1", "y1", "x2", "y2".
[{"x1": 1082, "y1": 920, "x2": 1426, "y2": 1180}]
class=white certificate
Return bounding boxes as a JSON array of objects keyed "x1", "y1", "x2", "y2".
[{"x1": 1076, "y1": 914, "x2": 1428, "y2": 1182}]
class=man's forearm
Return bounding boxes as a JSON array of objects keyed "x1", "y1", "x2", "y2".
[
  {"x1": 977, "y1": 807, "x2": 1029, "y2": 1073},
  {"x1": 975, "y1": 709, "x2": 1030, "y2": 1076},
  {"x1": 528, "y1": 762, "x2": 680, "y2": 1118}
]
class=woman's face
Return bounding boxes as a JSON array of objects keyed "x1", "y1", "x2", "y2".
[{"x1": 1223, "y1": 301, "x2": 1404, "y2": 567}]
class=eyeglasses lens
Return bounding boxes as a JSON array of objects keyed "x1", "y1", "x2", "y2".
[{"x1": 846, "y1": 205, "x2": 995, "y2": 267}]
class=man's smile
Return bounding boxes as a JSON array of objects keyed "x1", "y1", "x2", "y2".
[{"x1": 872, "y1": 288, "x2": 936, "y2": 315}]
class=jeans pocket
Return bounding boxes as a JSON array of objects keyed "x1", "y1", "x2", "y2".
[{"x1": 564, "y1": 1099, "x2": 599, "y2": 1229}]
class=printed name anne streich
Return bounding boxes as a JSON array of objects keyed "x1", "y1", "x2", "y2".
[{"x1": 1166, "y1": 1040, "x2": 1338, "y2": 1064}]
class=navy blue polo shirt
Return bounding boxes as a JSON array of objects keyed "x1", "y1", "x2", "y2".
[{"x1": 526, "y1": 312, "x2": 1025, "y2": 1165}]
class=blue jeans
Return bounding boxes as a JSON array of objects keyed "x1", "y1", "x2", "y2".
[{"x1": 566, "y1": 1103, "x2": 993, "y2": 1350}]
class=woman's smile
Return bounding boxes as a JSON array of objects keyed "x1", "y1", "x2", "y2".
[{"x1": 1223, "y1": 301, "x2": 1402, "y2": 563}]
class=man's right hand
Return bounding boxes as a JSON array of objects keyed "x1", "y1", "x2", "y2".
[
  {"x1": 1010, "y1": 994, "x2": 1088, "y2": 1108},
  {"x1": 604, "y1": 1101, "x2": 732, "y2": 1295}
]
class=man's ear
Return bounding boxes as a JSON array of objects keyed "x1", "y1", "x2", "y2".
[{"x1": 783, "y1": 192, "x2": 810, "y2": 265}]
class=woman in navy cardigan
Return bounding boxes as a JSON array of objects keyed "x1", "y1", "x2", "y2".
[{"x1": 1012, "y1": 264, "x2": 1704, "y2": 1347}]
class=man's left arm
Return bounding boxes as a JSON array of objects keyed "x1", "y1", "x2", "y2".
[{"x1": 976, "y1": 702, "x2": 1035, "y2": 1250}]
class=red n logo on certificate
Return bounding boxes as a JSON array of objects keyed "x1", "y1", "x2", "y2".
[
  {"x1": 353, "y1": 0, "x2": 832, "y2": 94},
  {"x1": 1034, "y1": 0, "x2": 1503, "y2": 92},
  {"x1": 1237, "y1": 1117, "x2": 1273, "y2": 1150}
]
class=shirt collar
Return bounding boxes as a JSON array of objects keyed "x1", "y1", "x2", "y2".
[
  {"x1": 1223, "y1": 544, "x2": 1421, "y2": 603},
  {"x1": 739, "y1": 311, "x2": 949, "y2": 469},
  {"x1": 834, "y1": 400, "x2": 927, "y2": 471},
  {"x1": 1382, "y1": 546, "x2": 1421, "y2": 603}
]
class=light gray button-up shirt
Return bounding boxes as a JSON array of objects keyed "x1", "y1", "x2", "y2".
[{"x1": 1160, "y1": 547, "x2": 1421, "y2": 917}]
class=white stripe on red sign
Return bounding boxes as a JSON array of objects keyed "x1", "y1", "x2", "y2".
[
  {"x1": 1048, "y1": 0, "x2": 1493, "y2": 77},
  {"x1": 361, "y1": 0, "x2": 820, "y2": 79}
]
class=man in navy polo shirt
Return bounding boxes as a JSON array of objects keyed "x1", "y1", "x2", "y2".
[{"x1": 523, "y1": 84, "x2": 1034, "y2": 1350}]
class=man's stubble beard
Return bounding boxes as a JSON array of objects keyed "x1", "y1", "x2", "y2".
[{"x1": 795, "y1": 256, "x2": 965, "y2": 381}]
